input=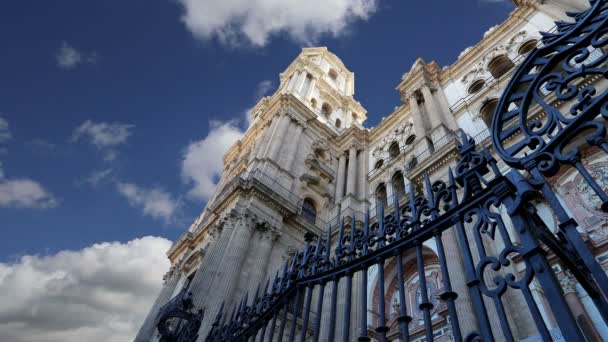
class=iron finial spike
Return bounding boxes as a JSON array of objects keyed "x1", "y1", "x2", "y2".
[
  {"x1": 264, "y1": 277, "x2": 270, "y2": 294},
  {"x1": 424, "y1": 171, "x2": 434, "y2": 202},
  {"x1": 448, "y1": 166, "x2": 455, "y2": 186},
  {"x1": 325, "y1": 224, "x2": 332, "y2": 262}
]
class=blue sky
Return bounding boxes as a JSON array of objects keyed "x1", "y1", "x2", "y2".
[
  {"x1": 0, "y1": 0, "x2": 513, "y2": 261},
  {"x1": 0, "y1": 0, "x2": 517, "y2": 340}
]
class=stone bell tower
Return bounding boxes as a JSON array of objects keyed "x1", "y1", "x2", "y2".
[
  {"x1": 396, "y1": 58, "x2": 459, "y2": 157},
  {"x1": 135, "y1": 47, "x2": 369, "y2": 342}
]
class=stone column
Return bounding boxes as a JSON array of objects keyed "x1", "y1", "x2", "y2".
[
  {"x1": 335, "y1": 152, "x2": 347, "y2": 203},
  {"x1": 267, "y1": 114, "x2": 291, "y2": 162},
  {"x1": 561, "y1": 273, "x2": 603, "y2": 341},
  {"x1": 190, "y1": 222, "x2": 235, "y2": 309},
  {"x1": 245, "y1": 226, "x2": 279, "y2": 295},
  {"x1": 357, "y1": 150, "x2": 367, "y2": 201},
  {"x1": 305, "y1": 76, "x2": 317, "y2": 100},
  {"x1": 294, "y1": 71, "x2": 308, "y2": 94},
  {"x1": 441, "y1": 228, "x2": 479, "y2": 338},
  {"x1": 258, "y1": 115, "x2": 280, "y2": 160},
  {"x1": 285, "y1": 122, "x2": 305, "y2": 172},
  {"x1": 420, "y1": 85, "x2": 443, "y2": 130},
  {"x1": 208, "y1": 211, "x2": 255, "y2": 313},
  {"x1": 134, "y1": 269, "x2": 181, "y2": 342},
  {"x1": 287, "y1": 71, "x2": 300, "y2": 92},
  {"x1": 407, "y1": 93, "x2": 427, "y2": 138},
  {"x1": 346, "y1": 145, "x2": 358, "y2": 196}
]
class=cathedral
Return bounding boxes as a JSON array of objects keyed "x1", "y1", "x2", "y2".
[{"x1": 136, "y1": 0, "x2": 608, "y2": 341}]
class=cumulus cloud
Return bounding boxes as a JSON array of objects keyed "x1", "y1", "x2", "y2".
[
  {"x1": 0, "y1": 117, "x2": 57, "y2": 208},
  {"x1": 0, "y1": 179, "x2": 58, "y2": 208},
  {"x1": 176, "y1": 0, "x2": 379, "y2": 47},
  {"x1": 181, "y1": 120, "x2": 244, "y2": 201},
  {"x1": 55, "y1": 42, "x2": 99, "y2": 69},
  {"x1": 0, "y1": 236, "x2": 172, "y2": 342},
  {"x1": 0, "y1": 117, "x2": 10, "y2": 144},
  {"x1": 117, "y1": 182, "x2": 179, "y2": 222},
  {"x1": 71, "y1": 120, "x2": 134, "y2": 161}
]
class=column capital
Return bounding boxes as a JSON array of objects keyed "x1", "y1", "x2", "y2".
[{"x1": 559, "y1": 271, "x2": 578, "y2": 295}]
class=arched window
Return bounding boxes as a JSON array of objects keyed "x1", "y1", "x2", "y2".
[
  {"x1": 374, "y1": 159, "x2": 384, "y2": 170},
  {"x1": 321, "y1": 103, "x2": 332, "y2": 117},
  {"x1": 388, "y1": 142, "x2": 400, "y2": 158},
  {"x1": 518, "y1": 39, "x2": 538, "y2": 55},
  {"x1": 405, "y1": 134, "x2": 416, "y2": 145},
  {"x1": 311, "y1": 98, "x2": 317, "y2": 108},
  {"x1": 335, "y1": 119, "x2": 342, "y2": 129},
  {"x1": 480, "y1": 98, "x2": 499, "y2": 128},
  {"x1": 302, "y1": 198, "x2": 317, "y2": 224},
  {"x1": 392, "y1": 171, "x2": 406, "y2": 197},
  {"x1": 488, "y1": 55, "x2": 515, "y2": 79},
  {"x1": 328, "y1": 68, "x2": 338, "y2": 80},
  {"x1": 468, "y1": 79, "x2": 486, "y2": 94},
  {"x1": 375, "y1": 183, "x2": 388, "y2": 208}
]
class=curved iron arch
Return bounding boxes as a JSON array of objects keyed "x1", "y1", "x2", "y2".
[{"x1": 492, "y1": 0, "x2": 608, "y2": 171}]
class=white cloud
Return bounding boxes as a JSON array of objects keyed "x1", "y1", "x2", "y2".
[
  {"x1": 181, "y1": 120, "x2": 244, "y2": 200},
  {"x1": 83, "y1": 168, "x2": 113, "y2": 187},
  {"x1": 117, "y1": 182, "x2": 179, "y2": 222},
  {"x1": 0, "y1": 236, "x2": 172, "y2": 342},
  {"x1": 71, "y1": 120, "x2": 134, "y2": 161},
  {"x1": 0, "y1": 117, "x2": 10, "y2": 144},
  {"x1": 55, "y1": 42, "x2": 99, "y2": 69},
  {"x1": 176, "y1": 0, "x2": 379, "y2": 47},
  {"x1": 254, "y1": 80, "x2": 274, "y2": 99},
  {"x1": 0, "y1": 178, "x2": 58, "y2": 209}
]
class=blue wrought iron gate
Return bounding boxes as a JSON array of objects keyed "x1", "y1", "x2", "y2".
[{"x1": 161, "y1": 1, "x2": 608, "y2": 341}]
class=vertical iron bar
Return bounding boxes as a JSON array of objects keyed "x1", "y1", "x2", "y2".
[
  {"x1": 396, "y1": 253, "x2": 411, "y2": 342},
  {"x1": 531, "y1": 167, "x2": 608, "y2": 324},
  {"x1": 299, "y1": 285, "x2": 313, "y2": 342},
  {"x1": 434, "y1": 231, "x2": 462, "y2": 342},
  {"x1": 358, "y1": 209, "x2": 371, "y2": 342},
  {"x1": 312, "y1": 283, "x2": 325, "y2": 342},
  {"x1": 454, "y1": 219, "x2": 493, "y2": 341},
  {"x1": 288, "y1": 288, "x2": 302, "y2": 342},
  {"x1": 416, "y1": 244, "x2": 434, "y2": 341},
  {"x1": 277, "y1": 301, "x2": 289, "y2": 342},
  {"x1": 342, "y1": 273, "x2": 353, "y2": 342},
  {"x1": 509, "y1": 209, "x2": 586, "y2": 341},
  {"x1": 267, "y1": 308, "x2": 278, "y2": 342},
  {"x1": 358, "y1": 268, "x2": 370, "y2": 342},
  {"x1": 375, "y1": 259, "x2": 388, "y2": 342}
]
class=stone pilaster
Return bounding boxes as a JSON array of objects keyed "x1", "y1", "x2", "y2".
[
  {"x1": 407, "y1": 93, "x2": 428, "y2": 139},
  {"x1": 267, "y1": 114, "x2": 291, "y2": 161},
  {"x1": 357, "y1": 150, "x2": 367, "y2": 201},
  {"x1": 305, "y1": 76, "x2": 317, "y2": 100},
  {"x1": 420, "y1": 85, "x2": 443, "y2": 130},
  {"x1": 287, "y1": 71, "x2": 301, "y2": 92},
  {"x1": 295, "y1": 70, "x2": 308, "y2": 94},
  {"x1": 441, "y1": 228, "x2": 479, "y2": 338},
  {"x1": 134, "y1": 268, "x2": 181, "y2": 342},
  {"x1": 335, "y1": 152, "x2": 347, "y2": 203},
  {"x1": 346, "y1": 145, "x2": 358, "y2": 196},
  {"x1": 285, "y1": 121, "x2": 305, "y2": 172},
  {"x1": 189, "y1": 222, "x2": 234, "y2": 309},
  {"x1": 245, "y1": 224, "x2": 280, "y2": 295},
  {"x1": 257, "y1": 115, "x2": 280, "y2": 160},
  {"x1": 204, "y1": 210, "x2": 256, "y2": 320}
]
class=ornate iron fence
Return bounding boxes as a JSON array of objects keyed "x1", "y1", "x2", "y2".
[{"x1": 200, "y1": 1, "x2": 608, "y2": 341}]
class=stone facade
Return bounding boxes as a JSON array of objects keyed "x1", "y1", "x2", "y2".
[{"x1": 136, "y1": 1, "x2": 608, "y2": 341}]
